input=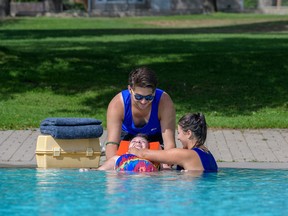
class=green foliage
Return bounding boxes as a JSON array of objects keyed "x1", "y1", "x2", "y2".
[
  {"x1": 244, "y1": 0, "x2": 258, "y2": 9},
  {"x1": 0, "y1": 14, "x2": 288, "y2": 129},
  {"x1": 283, "y1": 0, "x2": 288, "y2": 6},
  {"x1": 13, "y1": 0, "x2": 41, "y2": 2},
  {"x1": 63, "y1": 0, "x2": 86, "y2": 11}
]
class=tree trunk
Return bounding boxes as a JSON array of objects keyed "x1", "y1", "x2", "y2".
[
  {"x1": 203, "y1": 0, "x2": 218, "y2": 12},
  {"x1": 44, "y1": 0, "x2": 63, "y2": 13},
  {"x1": 276, "y1": 0, "x2": 282, "y2": 8},
  {"x1": 0, "y1": 0, "x2": 10, "y2": 18},
  {"x1": 75, "y1": 0, "x2": 88, "y2": 11}
]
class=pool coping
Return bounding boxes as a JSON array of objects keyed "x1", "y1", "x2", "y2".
[
  {"x1": 217, "y1": 162, "x2": 288, "y2": 169},
  {"x1": 1, "y1": 129, "x2": 288, "y2": 169}
]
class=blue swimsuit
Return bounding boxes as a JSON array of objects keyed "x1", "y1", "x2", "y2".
[
  {"x1": 177, "y1": 147, "x2": 218, "y2": 172},
  {"x1": 121, "y1": 88, "x2": 164, "y2": 144}
]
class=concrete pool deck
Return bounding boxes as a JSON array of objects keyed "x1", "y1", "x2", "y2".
[{"x1": 1, "y1": 129, "x2": 288, "y2": 169}]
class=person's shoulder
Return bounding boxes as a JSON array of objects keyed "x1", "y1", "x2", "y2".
[
  {"x1": 156, "y1": 88, "x2": 172, "y2": 99},
  {"x1": 159, "y1": 91, "x2": 174, "y2": 105},
  {"x1": 110, "y1": 92, "x2": 122, "y2": 102},
  {"x1": 158, "y1": 91, "x2": 175, "y2": 118},
  {"x1": 108, "y1": 92, "x2": 124, "y2": 110}
]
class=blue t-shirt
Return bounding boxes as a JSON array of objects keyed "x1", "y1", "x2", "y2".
[{"x1": 121, "y1": 88, "x2": 163, "y2": 136}]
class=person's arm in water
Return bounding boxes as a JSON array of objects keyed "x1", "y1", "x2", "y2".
[
  {"x1": 128, "y1": 148, "x2": 182, "y2": 166},
  {"x1": 105, "y1": 93, "x2": 124, "y2": 160},
  {"x1": 128, "y1": 148, "x2": 203, "y2": 171},
  {"x1": 97, "y1": 155, "x2": 120, "y2": 170}
]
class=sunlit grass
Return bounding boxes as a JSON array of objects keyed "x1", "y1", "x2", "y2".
[{"x1": 0, "y1": 13, "x2": 287, "y2": 129}]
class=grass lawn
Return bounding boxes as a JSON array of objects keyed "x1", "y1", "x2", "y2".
[{"x1": 0, "y1": 13, "x2": 288, "y2": 129}]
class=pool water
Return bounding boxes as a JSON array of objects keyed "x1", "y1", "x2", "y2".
[{"x1": 0, "y1": 168, "x2": 287, "y2": 216}]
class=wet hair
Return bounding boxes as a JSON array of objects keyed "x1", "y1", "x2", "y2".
[
  {"x1": 178, "y1": 113, "x2": 207, "y2": 147},
  {"x1": 128, "y1": 67, "x2": 158, "y2": 91}
]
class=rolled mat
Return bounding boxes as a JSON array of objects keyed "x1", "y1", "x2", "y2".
[
  {"x1": 40, "y1": 117, "x2": 102, "y2": 126},
  {"x1": 40, "y1": 117, "x2": 103, "y2": 139},
  {"x1": 115, "y1": 154, "x2": 158, "y2": 172},
  {"x1": 40, "y1": 125, "x2": 103, "y2": 139}
]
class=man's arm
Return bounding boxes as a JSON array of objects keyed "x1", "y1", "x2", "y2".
[
  {"x1": 97, "y1": 156, "x2": 119, "y2": 170},
  {"x1": 159, "y1": 92, "x2": 176, "y2": 150},
  {"x1": 105, "y1": 93, "x2": 124, "y2": 160}
]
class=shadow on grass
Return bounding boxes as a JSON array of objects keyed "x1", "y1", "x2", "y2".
[{"x1": 0, "y1": 20, "x2": 288, "y2": 119}]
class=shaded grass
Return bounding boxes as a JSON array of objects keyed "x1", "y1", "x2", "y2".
[{"x1": 0, "y1": 14, "x2": 288, "y2": 129}]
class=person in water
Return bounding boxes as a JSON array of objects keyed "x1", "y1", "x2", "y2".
[
  {"x1": 98, "y1": 134, "x2": 156, "y2": 171},
  {"x1": 129, "y1": 113, "x2": 218, "y2": 172}
]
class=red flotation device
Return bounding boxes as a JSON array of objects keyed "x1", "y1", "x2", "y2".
[{"x1": 116, "y1": 140, "x2": 161, "y2": 156}]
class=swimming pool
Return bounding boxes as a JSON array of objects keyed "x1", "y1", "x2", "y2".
[{"x1": 0, "y1": 168, "x2": 287, "y2": 216}]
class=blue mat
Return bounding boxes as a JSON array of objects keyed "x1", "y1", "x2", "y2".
[{"x1": 40, "y1": 118, "x2": 103, "y2": 139}]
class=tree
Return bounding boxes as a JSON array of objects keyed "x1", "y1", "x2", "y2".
[
  {"x1": 44, "y1": 0, "x2": 63, "y2": 12},
  {"x1": 0, "y1": 0, "x2": 10, "y2": 18},
  {"x1": 75, "y1": 0, "x2": 88, "y2": 11},
  {"x1": 204, "y1": 0, "x2": 218, "y2": 12},
  {"x1": 211, "y1": 0, "x2": 218, "y2": 12},
  {"x1": 276, "y1": 0, "x2": 282, "y2": 8}
]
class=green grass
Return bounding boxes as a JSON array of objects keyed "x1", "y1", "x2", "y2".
[{"x1": 0, "y1": 14, "x2": 288, "y2": 129}]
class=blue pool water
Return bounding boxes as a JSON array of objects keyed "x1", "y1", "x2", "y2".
[{"x1": 0, "y1": 168, "x2": 287, "y2": 216}]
